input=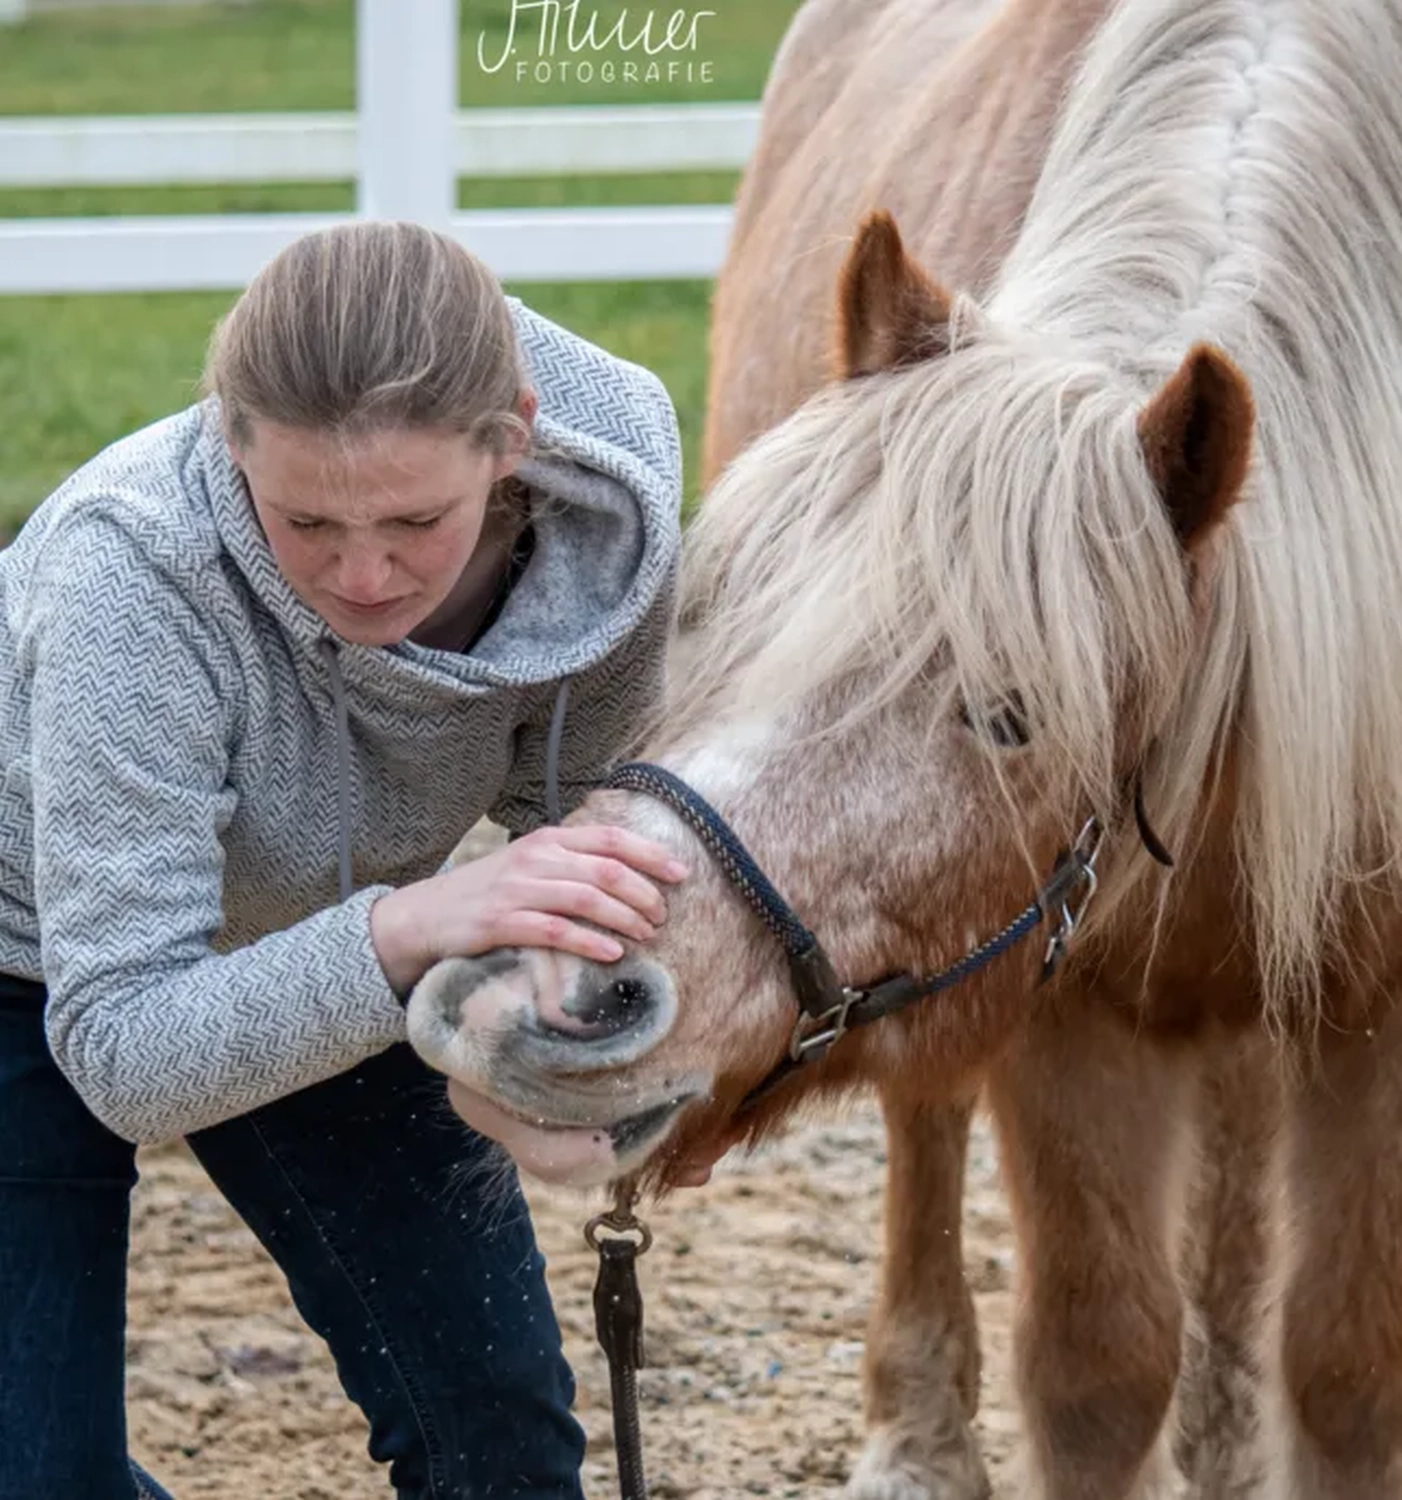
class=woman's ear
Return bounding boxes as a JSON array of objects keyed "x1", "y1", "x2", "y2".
[
  {"x1": 493, "y1": 388, "x2": 538, "y2": 482},
  {"x1": 223, "y1": 417, "x2": 251, "y2": 470}
]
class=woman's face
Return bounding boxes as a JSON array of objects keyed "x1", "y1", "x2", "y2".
[{"x1": 232, "y1": 411, "x2": 531, "y2": 646}]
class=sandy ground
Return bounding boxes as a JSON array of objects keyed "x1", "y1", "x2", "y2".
[
  {"x1": 127, "y1": 815, "x2": 1022, "y2": 1498},
  {"x1": 127, "y1": 1108, "x2": 1022, "y2": 1499}
]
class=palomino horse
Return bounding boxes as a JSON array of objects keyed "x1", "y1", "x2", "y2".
[
  {"x1": 706, "y1": 1, "x2": 1162, "y2": 1495},
  {"x1": 410, "y1": 1, "x2": 1402, "y2": 1496},
  {"x1": 707, "y1": 4, "x2": 1274, "y2": 1497}
]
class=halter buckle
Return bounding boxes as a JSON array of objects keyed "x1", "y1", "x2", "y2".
[
  {"x1": 789, "y1": 987, "x2": 864, "y2": 1063},
  {"x1": 1041, "y1": 818, "x2": 1104, "y2": 978}
]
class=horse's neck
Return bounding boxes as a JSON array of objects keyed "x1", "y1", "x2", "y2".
[
  {"x1": 886, "y1": 0, "x2": 1119, "y2": 298},
  {"x1": 989, "y1": 0, "x2": 1376, "y2": 370}
]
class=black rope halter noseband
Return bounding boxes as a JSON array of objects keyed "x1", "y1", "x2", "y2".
[{"x1": 601, "y1": 761, "x2": 1134, "y2": 1110}]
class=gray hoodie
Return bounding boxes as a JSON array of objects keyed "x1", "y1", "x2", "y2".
[{"x1": 0, "y1": 297, "x2": 681, "y2": 1144}]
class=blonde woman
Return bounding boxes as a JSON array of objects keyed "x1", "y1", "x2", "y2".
[{"x1": 0, "y1": 221, "x2": 687, "y2": 1499}]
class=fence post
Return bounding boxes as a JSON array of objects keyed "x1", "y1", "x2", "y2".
[
  {"x1": 0, "y1": 0, "x2": 29, "y2": 26},
  {"x1": 356, "y1": 0, "x2": 457, "y2": 228}
]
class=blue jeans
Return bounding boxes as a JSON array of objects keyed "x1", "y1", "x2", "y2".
[{"x1": 0, "y1": 972, "x2": 586, "y2": 1499}]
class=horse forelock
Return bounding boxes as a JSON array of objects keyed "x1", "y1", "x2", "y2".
[
  {"x1": 670, "y1": 323, "x2": 1202, "y2": 886},
  {"x1": 674, "y1": 0, "x2": 1402, "y2": 1024}
]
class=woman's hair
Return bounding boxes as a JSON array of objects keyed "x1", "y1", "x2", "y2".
[{"x1": 204, "y1": 220, "x2": 530, "y2": 456}]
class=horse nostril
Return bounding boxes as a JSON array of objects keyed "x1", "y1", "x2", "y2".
[
  {"x1": 571, "y1": 974, "x2": 653, "y2": 1035},
  {"x1": 612, "y1": 977, "x2": 649, "y2": 1009}
]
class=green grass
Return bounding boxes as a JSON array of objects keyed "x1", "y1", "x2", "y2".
[
  {"x1": 0, "y1": 170, "x2": 743, "y2": 220},
  {"x1": 0, "y1": 0, "x2": 796, "y2": 114},
  {"x1": 0, "y1": 0, "x2": 795, "y2": 534}
]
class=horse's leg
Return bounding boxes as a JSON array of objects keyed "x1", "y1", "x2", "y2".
[
  {"x1": 1278, "y1": 1001, "x2": 1402, "y2": 1498},
  {"x1": 986, "y1": 994, "x2": 1197, "y2": 1500},
  {"x1": 1174, "y1": 1033, "x2": 1280, "y2": 1500},
  {"x1": 845, "y1": 1085, "x2": 990, "y2": 1500}
]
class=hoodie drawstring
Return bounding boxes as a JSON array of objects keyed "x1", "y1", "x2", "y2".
[
  {"x1": 316, "y1": 638, "x2": 576, "y2": 901},
  {"x1": 316, "y1": 638, "x2": 355, "y2": 904},
  {"x1": 545, "y1": 677, "x2": 572, "y2": 826}
]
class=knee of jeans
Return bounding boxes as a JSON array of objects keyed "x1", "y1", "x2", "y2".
[{"x1": 6, "y1": 1129, "x2": 137, "y2": 1184}]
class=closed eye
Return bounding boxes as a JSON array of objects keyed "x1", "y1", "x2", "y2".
[
  {"x1": 285, "y1": 514, "x2": 444, "y2": 532},
  {"x1": 958, "y1": 690, "x2": 1031, "y2": 749}
]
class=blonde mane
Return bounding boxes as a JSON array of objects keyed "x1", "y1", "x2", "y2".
[{"x1": 672, "y1": 0, "x2": 1402, "y2": 1017}]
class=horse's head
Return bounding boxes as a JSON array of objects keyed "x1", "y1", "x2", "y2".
[{"x1": 407, "y1": 212, "x2": 1255, "y2": 1189}]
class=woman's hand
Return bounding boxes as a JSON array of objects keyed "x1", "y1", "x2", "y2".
[{"x1": 370, "y1": 825, "x2": 688, "y2": 996}]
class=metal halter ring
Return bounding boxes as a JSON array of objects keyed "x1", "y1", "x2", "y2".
[
  {"x1": 1042, "y1": 818, "x2": 1104, "y2": 971},
  {"x1": 584, "y1": 1214, "x2": 654, "y2": 1255},
  {"x1": 789, "y1": 987, "x2": 863, "y2": 1063},
  {"x1": 584, "y1": 1179, "x2": 653, "y2": 1255}
]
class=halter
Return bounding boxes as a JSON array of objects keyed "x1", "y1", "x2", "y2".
[
  {"x1": 582, "y1": 760, "x2": 1166, "y2": 1500},
  {"x1": 601, "y1": 761, "x2": 1115, "y2": 1110}
]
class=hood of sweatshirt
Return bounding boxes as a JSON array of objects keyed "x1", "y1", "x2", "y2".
[
  {"x1": 196, "y1": 293, "x2": 682, "y2": 901},
  {"x1": 198, "y1": 294, "x2": 683, "y2": 712}
]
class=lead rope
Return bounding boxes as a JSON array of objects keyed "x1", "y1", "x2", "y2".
[
  {"x1": 541, "y1": 678, "x2": 653, "y2": 1499},
  {"x1": 585, "y1": 1179, "x2": 653, "y2": 1500}
]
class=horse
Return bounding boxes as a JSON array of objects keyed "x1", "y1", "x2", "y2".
[
  {"x1": 703, "y1": 7, "x2": 1276, "y2": 1498},
  {"x1": 409, "y1": 1, "x2": 1402, "y2": 1495},
  {"x1": 703, "y1": 2, "x2": 1125, "y2": 1493}
]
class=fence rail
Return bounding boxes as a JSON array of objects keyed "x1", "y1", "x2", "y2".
[
  {"x1": 0, "y1": 104, "x2": 760, "y2": 187},
  {"x1": 0, "y1": 205, "x2": 735, "y2": 293},
  {"x1": 0, "y1": 0, "x2": 753, "y2": 294}
]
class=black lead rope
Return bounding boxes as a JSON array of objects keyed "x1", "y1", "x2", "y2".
[
  {"x1": 585, "y1": 1184, "x2": 652, "y2": 1500},
  {"x1": 543, "y1": 692, "x2": 650, "y2": 1500}
]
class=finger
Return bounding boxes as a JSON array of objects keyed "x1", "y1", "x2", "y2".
[
  {"x1": 578, "y1": 853, "x2": 671, "y2": 925},
  {"x1": 518, "y1": 851, "x2": 671, "y2": 926},
  {"x1": 516, "y1": 878, "x2": 658, "y2": 944},
  {"x1": 488, "y1": 911, "x2": 625, "y2": 965},
  {"x1": 552, "y1": 823, "x2": 690, "y2": 883}
]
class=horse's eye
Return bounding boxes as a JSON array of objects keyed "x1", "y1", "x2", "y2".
[{"x1": 957, "y1": 690, "x2": 1031, "y2": 749}]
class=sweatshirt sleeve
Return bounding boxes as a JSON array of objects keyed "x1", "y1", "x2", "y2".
[
  {"x1": 489, "y1": 576, "x2": 676, "y2": 837},
  {"x1": 25, "y1": 512, "x2": 407, "y2": 1144}
]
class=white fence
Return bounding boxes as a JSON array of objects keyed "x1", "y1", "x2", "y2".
[
  {"x1": 0, "y1": 105, "x2": 761, "y2": 187},
  {"x1": 0, "y1": 0, "x2": 756, "y2": 294}
]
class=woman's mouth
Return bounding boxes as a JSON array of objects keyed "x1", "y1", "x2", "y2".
[{"x1": 332, "y1": 594, "x2": 410, "y2": 616}]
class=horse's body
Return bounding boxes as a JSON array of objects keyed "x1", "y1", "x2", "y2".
[
  {"x1": 703, "y1": 0, "x2": 1114, "y2": 484},
  {"x1": 706, "y1": 3, "x2": 1124, "y2": 1493},
  {"x1": 703, "y1": 5, "x2": 1275, "y2": 1496},
  {"x1": 411, "y1": 2, "x2": 1402, "y2": 1495}
]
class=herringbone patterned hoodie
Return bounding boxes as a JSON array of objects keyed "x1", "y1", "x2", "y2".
[{"x1": 0, "y1": 298, "x2": 681, "y2": 1144}]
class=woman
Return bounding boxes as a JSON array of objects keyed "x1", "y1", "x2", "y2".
[{"x1": 0, "y1": 220, "x2": 687, "y2": 1499}]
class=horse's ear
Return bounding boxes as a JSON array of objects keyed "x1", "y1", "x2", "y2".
[
  {"x1": 834, "y1": 210, "x2": 954, "y2": 379},
  {"x1": 1138, "y1": 343, "x2": 1254, "y2": 551}
]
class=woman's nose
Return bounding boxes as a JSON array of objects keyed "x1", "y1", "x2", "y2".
[{"x1": 334, "y1": 544, "x2": 395, "y2": 602}]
